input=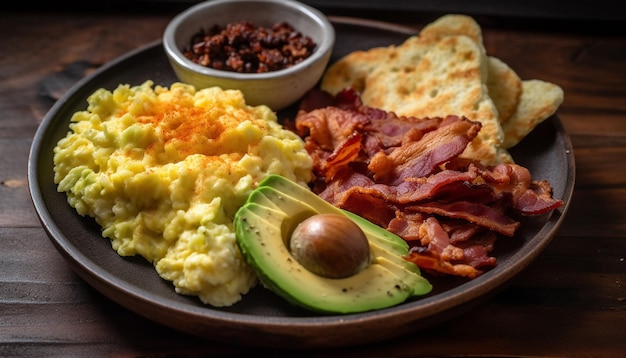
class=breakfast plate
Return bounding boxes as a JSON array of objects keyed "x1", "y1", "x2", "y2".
[{"x1": 28, "y1": 16, "x2": 575, "y2": 348}]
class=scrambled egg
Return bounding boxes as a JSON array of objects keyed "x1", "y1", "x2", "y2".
[{"x1": 53, "y1": 81, "x2": 312, "y2": 306}]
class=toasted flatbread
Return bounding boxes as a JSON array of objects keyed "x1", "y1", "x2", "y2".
[
  {"x1": 502, "y1": 79, "x2": 564, "y2": 148},
  {"x1": 320, "y1": 14, "x2": 562, "y2": 164},
  {"x1": 419, "y1": 15, "x2": 523, "y2": 125},
  {"x1": 487, "y1": 56, "x2": 522, "y2": 124},
  {"x1": 360, "y1": 34, "x2": 504, "y2": 165},
  {"x1": 324, "y1": 16, "x2": 506, "y2": 165},
  {"x1": 321, "y1": 14, "x2": 489, "y2": 96},
  {"x1": 320, "y1": 46, "x2": 393, "y2": 95},
  {"x1": 420, "y1": 14, "x2": 485, "y2": 48}
]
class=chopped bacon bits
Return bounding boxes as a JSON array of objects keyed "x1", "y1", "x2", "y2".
[
  {"x1": 293, "y1": 88, "x2": 564, "y2": 279},
  {"x1": 183, "y1": 21, "x2": 317, "y2": 73}
]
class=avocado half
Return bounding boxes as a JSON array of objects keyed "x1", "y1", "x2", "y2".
[{"x1": 234, "y1": 174, "x2": 432, "y2": 314}]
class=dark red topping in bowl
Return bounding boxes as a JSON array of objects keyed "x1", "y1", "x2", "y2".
[{"x1": 183, "y1": 21, "x2": 317, "y2": 73}]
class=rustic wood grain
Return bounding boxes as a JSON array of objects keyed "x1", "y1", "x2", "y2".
[{"x1": 1, "y1": 8, "x2": 625, "y2": 357}]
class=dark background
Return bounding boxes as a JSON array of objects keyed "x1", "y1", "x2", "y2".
[{"x1": 4, "y1": 0, "x2": 625, "y2": 22}]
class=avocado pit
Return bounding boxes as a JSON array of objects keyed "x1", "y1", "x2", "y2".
[{"x1": 289, "y1": 213, "x2": 371, "y2": 279}]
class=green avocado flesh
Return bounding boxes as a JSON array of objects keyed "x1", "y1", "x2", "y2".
[{"x1": 234, "y1": 174, "x2": 432, "y2": 314}]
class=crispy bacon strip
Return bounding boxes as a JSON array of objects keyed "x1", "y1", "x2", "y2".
[
  {"x1": 322, "y1": 132, "x2": 362, "y2": 181},
  {"x1": 321, "y1": 168, "x2": 480, "y2": 208},
  {"x1": 460, "y1": 162, "x2": 564, "y2": 215},
  {"x1": 404, "y1": 251, "x2": 481, "y2": 279},
  {"x1": 296, "y1": 106, "x2": 368, "y2": 151},
  {"x1": 293, "y1": 88, "x2": 563, "y2": 279},
  {"x1": 515, "y1": 180, "x2": 564, "y2": 215},
  {"x1": 368, "y1": 117, "x2": 481, "y2": 184},
  {"x1": 406, "y1": 201, "x2": 520, "y2": 237}
]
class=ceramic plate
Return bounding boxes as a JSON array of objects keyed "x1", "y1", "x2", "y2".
[{"x1": 28, "y1": 16, "x2": 575, "y2": 348}]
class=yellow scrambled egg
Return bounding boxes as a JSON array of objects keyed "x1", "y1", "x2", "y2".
[{"x1": 53, "y1": 81, "x2": 313, "y2": 306}]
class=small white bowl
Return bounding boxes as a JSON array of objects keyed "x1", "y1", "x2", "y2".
[{"x1": 163, "y1": 0, "x2": 335, "y2": 111}]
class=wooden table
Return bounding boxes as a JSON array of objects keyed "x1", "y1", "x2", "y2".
[{"x1": 1, "y1": 5, "x2": 625, "y2": 357}]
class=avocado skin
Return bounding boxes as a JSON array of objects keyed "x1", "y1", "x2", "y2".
[{"x1": 234, "y1": 174, "x2": 432, "y2": 314}]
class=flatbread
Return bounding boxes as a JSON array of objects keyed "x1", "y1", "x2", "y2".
[
  {"x1": 502, "y1": 79, "x2": 564, "y2": 148},
  {"x1": 360, "y1": 34, "x2": 504, "y2": 165},
  {"x1": 320, "y1": 46, "x2": 392, "y2": 95},
  {"x1": 420, "y1": 14, "x2": 485, "y2": 48},
  {"x1": 487, "y1": 56, "x2": 522, "y2": 124},
  {"x1": 417, "y1": 15, "x2": 524, "y2": 125},
  {"x1": 320, "y1": 14, "x2": 563, "y2": 164}
]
